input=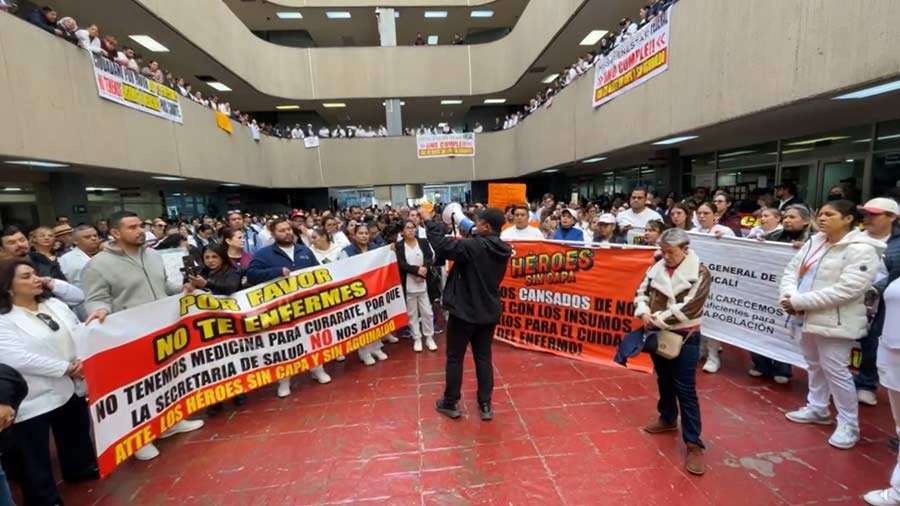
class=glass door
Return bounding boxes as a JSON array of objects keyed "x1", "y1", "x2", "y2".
[
  {"x1": 818, "y1": 158, "x2": 865, "y2": 204},
  {"x1": 779, "y1": 163, "x2": 817, "y2": 205}
]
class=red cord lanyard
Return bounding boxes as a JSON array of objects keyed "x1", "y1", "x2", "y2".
[{"x1": 799, "y1": 241, "x2": 831, "y2": 278}]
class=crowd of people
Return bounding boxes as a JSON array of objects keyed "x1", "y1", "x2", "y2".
[
  {"x1": 496, "y1": 0, "x2": 675, "y2": 132},
  {"x1": 6, "y1": 1, "x2": 675, "y2": 144},
  {"x1": 1, "y1": 181, "x2": 900, "y2": 502}
]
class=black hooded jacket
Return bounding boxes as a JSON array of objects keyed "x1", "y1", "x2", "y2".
[
  {"x1": 0, "y1": 364, "x2": 28, "y2": 453},
  {"x1": 425, "y1": 221, "x2": 512, "y2": 325}
]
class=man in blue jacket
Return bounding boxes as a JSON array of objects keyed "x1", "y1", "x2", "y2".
[
  {"x1": 553, "y1": 208, "x2": 584, "y2": 242},
  {"x1": 246, "y1": 218, "x2": 331, "y2": 398}
]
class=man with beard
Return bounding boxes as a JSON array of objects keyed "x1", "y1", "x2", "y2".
[
  {"x1": 82, "y1": 211, "x2": 205, "y2": 461},
  {"x1": 247, "y1": 218, "x2": 331, "y2": 397}
]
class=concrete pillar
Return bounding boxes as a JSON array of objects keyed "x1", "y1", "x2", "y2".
[
  {"x1": 377, "y1": 8, "x2": 403, "y2": 136},
  {"x1": 47, "y1": 173, "x2": 89, "y2": 224}
]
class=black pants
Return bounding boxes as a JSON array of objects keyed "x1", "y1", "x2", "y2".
[
  {"x1": 3, "y1": 394, "x2": 98, "y2": 506},
  {"x1": 650, "y1": 334, "x2": 704, "y2": 448},
  {"x1": 443, "y1": 315, "x2": 495, "y2": 405}
]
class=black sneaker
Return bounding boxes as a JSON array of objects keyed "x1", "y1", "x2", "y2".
[
  {"x1": 889, "y1": 437, "x2": 899, "y2": 451},
  {"x1": 479, "y1": 402, "x2": 493, "y2": 421},
  {"x1": 435, "y1": 399, "x2": 461, "y2": 419}
]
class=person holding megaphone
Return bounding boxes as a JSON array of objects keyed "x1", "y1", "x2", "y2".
[{"x1": 420, "y1": 203, "x2": 512, "y2": 421}]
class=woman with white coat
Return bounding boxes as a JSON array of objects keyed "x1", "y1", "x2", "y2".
[
  {"x1": 780, "y1": 200, "x2": 883, "y2": 450},
  {"x1": 0, "y1": 259, "x2": 99, "y2": 506}
]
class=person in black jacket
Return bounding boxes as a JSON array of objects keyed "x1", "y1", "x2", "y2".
[
  {"x1": 0, "y1": 364, "x2": 27, "y2": 506},
  {"x1": 421, "y1": 206, "x2": 512, "y2": 421},
  {"x1": 26, "y1": 6, "x2": 62, "y2": 36},
  {"x1": 187, "y1": 244, "x2": 244, "y2": 414}
]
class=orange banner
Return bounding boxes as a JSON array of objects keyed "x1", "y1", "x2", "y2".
[
  {"x1": 488, "y1": 183, "x2": 527, "y2": 211},
  {"x1": 494, "y1": 241, "x2": 656, "y2": 372},
  {"x1": 215, "y1": 111, "x2": 233, "y2": 133}
]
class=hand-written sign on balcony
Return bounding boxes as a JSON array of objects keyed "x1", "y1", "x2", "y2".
[
  {"x1": 90, "y1": 54, "x2": 183, "y2": 123},
  {"x1": 416, "y1": 133, "x2": 476, "y2": 159},
  {"x1": 592, "y1": 5, "x2": 672, "y2": 108}
]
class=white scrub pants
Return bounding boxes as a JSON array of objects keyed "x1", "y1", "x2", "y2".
[{"x1": 800, "y1": 332, "x2": 858, "y2": 428}]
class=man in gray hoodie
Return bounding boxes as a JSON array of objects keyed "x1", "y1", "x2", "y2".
[{"x1": 82, "y1": 210, "x2": 204, "y2": 461}]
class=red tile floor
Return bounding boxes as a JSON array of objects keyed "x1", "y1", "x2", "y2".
[{"x1": 53, "y1": 338, "x2": 897, "y2": 506}]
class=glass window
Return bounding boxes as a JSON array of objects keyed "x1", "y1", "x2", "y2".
[
  {"x1": 871, "y1": 152, "x2": 900, "y2": 198},
  {"x1": 820, "y1": 158, "x2": 865, "y2": 204},
  {"x1": 781, "y1": 126, "x2": 871, "y2": 162},
  {"x1": 716, "y1": 142, "x2": 778, "y2": 170},
  {"x1": 876, "y1": 120, "x2": 900, "y2": 152}
]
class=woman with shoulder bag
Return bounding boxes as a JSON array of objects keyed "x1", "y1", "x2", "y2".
[
  {"x1": 397, "y1": 220, "x2": 437, "y2": 352},
  {"x1": 780, "y1": 200, "x2": 883, "y2": 450},
  {"x1": 633, "y1": 228, "x2": 712, "y2": 476}
]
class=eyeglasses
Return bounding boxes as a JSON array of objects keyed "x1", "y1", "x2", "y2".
[{"x1": 35, "y1": 312, "x2": 60, "y2": 331}]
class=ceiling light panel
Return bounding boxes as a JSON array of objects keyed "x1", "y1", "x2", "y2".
[
  {"x1": 128, "y1": 35, "x2": 169, "y2": 52},
  {"x1": 276, "y1": 11, "x2": 303, "y2": 19},
  {"x1": 424, "y1": 11, "x2": 448, "y2": 18},
  {"x1": 326, "y1": 11, "x2": 351, "y2": 19},
  {"x1": 471, "y1": 10, "x2": 494, "y2": 18},
  {"x1": 579, "y1": 30, "x2": 609, "y2": 46}
]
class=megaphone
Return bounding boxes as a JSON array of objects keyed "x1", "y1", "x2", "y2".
[{"x1": 442, "y1": 202, "x2": 474, "y2": 234}]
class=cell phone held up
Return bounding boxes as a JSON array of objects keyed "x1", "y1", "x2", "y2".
[{"x1": 180, "y1": 255, "x2": 201, "y2": 280}]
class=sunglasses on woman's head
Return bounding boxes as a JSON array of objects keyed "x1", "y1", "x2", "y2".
[{"x1": 36, "y1": 313, "x2": 60, "y2": 331}]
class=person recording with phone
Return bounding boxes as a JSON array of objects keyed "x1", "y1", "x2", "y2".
[{"x1": 420, "y1": 204, "x2": 511, "y2": 422}]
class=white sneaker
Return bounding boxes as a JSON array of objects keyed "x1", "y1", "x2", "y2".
[
  {"x1": 413, "y1": 338, "x2": 423, "y2": 352},
  {"x1": 335, "y1": 354, "x2": 346, "y2": 362},
  {"x1": 863, "y1": 488, "x2": 900, "y2": 506},
  {"x1": 784, "y1": 406, "x2": 833, "y2": 425},
  {"x1": 858, "y1": 389, "x2": 878, "y2": 406},
  {"x1": 134, "y1": 443, "x2": 160, "y2": 461},
  {"x1": 276, "y1": 378, "x2": 291, "y2": 398},
  {"x1": 159, "y1": 419, "x2": 205, "y2": 439},
  {"x1": 383, "y1": 334, "x2": 399, "y2": 344},
  {"x1": 311, "y1": 368, "x2": 332, "y2": 384},
  {"x1": 773, "y1": 375, "x2": 790, "y2": 385},
  {"x1": 828, "y1": 423, "x2": 860, "y2": 449},
  {"x1": 361, "y1": 353, "x2": 376, "y2": 366},
  {"x1": 425, "y1": 336, "x2": 438, "y2": 351},
  {"x1": 373, "y1": 349, "x2": 389, "y2": 361},
  {"x1": 702, "y1": 355, "x2": 721, "y2": 373},
  {"x1": 748, "y1": 368, "x2": 763, "y2": 377}
]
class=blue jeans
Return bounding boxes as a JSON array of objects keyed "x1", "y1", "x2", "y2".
[
  {"x1": 0, "y1": 463, "x2": 13, "y2": 506},
  {"x1": 750, "y1": 352, "x2": 793, "y2": 378},
  {"x1": 650, "y1": 334, "x2": 704, "y2": 448}
]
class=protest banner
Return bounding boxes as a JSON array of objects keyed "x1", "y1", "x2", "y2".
[
  {"x1": 488, "y1": 183, "x2": 527, "y2": 210},
  {"x1": 494, "y1": 240, "x2": 656, "y2": 372},
  {"x1": 689, "y1": 233, "x2": 806, "y2": 367},
  {"x1": 76, "y1": 248, "x2": 406, "y2": 476},
  {"x1": 416, "y1": 133, "x2": 476, "y2": 159},
  {"x1": 215, "y1": 111, "x2": 233, "y2": 133},
  {"x1": 304, "y1": 136, "x2": 321, "y2": 149},
  {"x1": 90, "y1": 54, "x2": 183, "y2": 123},
  {"x1": 592, "y1": 6, "x2": 672, "y2": 108}
]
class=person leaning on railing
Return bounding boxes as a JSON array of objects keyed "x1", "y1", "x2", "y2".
[{"x1": 634, "y1": 228, "x2": 712, "y2": 476}]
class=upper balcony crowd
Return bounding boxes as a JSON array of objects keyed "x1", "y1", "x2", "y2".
[{"x1": 3, "y1": 0, "x2": 672, "y2": 142}]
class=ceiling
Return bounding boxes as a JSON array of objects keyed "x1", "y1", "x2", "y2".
[
  {"x1": 47, "y1": 0, "x2": 643, "y2": 126},
  {"x1": 223, "y1": 0, "x2": 529, "y2": 47},
  {"x1": 551, "y1": 80, "x2": 900, "y2": 179}
]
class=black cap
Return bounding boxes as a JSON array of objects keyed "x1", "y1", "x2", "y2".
[{"x1": 477, "y1": 208, "x2": 507, "y2": 232}]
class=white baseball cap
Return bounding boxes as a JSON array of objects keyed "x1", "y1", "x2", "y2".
[
  {"x1": 862, "y1": 197, "x2": 899, "y2": 215},
  {"x1": 597, "y1": 213, "x2": 616, "y2": 224}
]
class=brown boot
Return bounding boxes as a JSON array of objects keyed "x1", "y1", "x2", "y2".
[
  {"x1": 685, "y1": 443, "x2": 705, "y2": 476},
  {"x1": 642, "y1": 418, "x2": 678, "y2": 434}
]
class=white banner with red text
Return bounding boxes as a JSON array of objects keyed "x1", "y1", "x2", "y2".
[
  {"x1": 592, "y1": 6, "x2": 672, "y2": 108},
  {"x1": 90, "y1": 53, "x2": 183, "y2": 123},
  {"x1": 689, "y1": 233, "x2": 806, "y2": 368},
  {"x1": 416, "y1": 133, "x2": 476, "y2": 159},
  {"x1": 75, "y1": 248, "x2": 406, "y2": 476}
]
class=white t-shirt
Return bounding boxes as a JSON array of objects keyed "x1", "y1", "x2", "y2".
[
  {"x1": 616, "y1": 208, "x2": 663, "y2": 229},
  {"x1": 278, "y1": 244, "x2": 295, "y2": 262},
  {"x1": 500, "y1": 226, "x2": 544, "y2": 241},
  {"x1": 333, "y1": 231, "x2": 350, "y2": 249},
  {"x1": 403, "y1": 243, "x2": 427, "y2": 294},
  {"x1": 691, "y1": 224, "x2": 736, "y2": 237}
]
